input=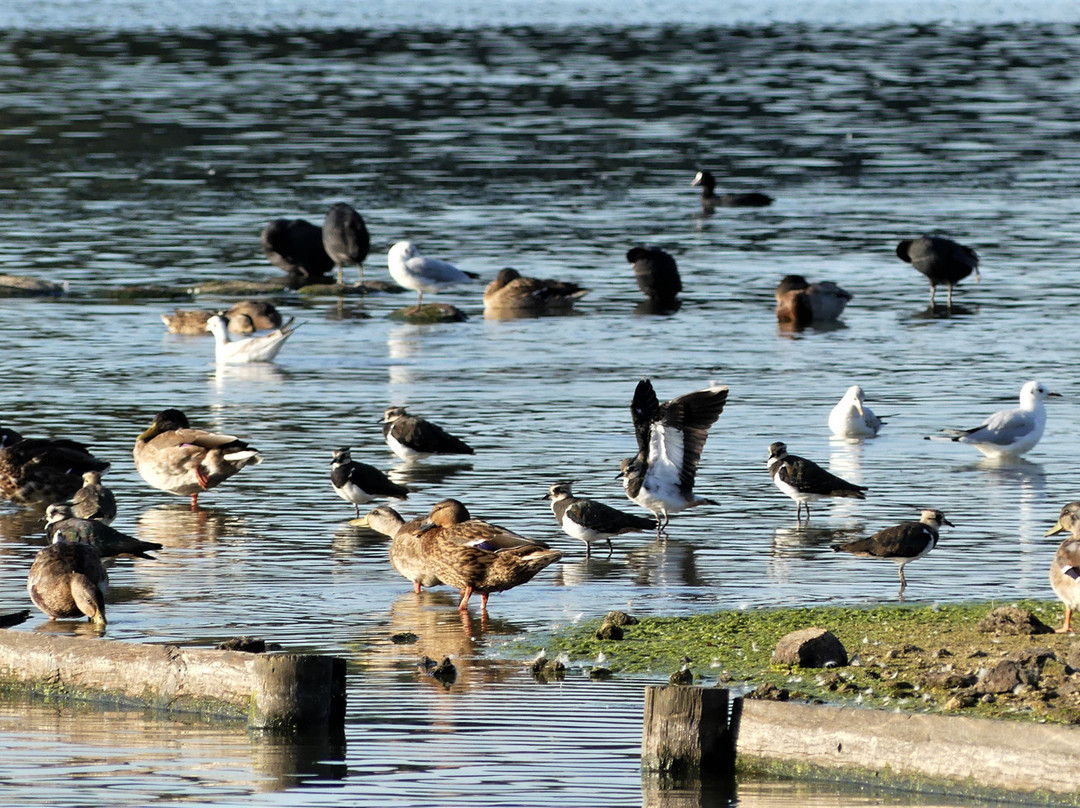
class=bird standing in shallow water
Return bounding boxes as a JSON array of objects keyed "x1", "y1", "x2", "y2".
[
  {"x1": 365, "y1": 505, "x2": 442, "y2": 593},
  {"x1": 70, "y1": 469, "x2": 117, "y2": 524},
  {"x1": 545, "y1": 482, "x2": 656, "y2": 557},
  {"x1": 833, "y1": 509, "x2": 951, "y2": 596},
  {"x1": 205, "y1": 313, "x2": 299, "y2": 364},
  {"x1": 387, "y1": 241, "x2": 478, "y2": 311},
  {"x1": 1044, "y1": 502, "x2": 1080, "y2": 633},
  {"x1": 330, "y1": 447, "x2": 408, "y2": 519},
  {"x1": 381, "y1": 407, "x2": 474, "y2": 463},
  {"x1": 27, "y1": 540, "x2": 108, "y2": 624},
  {"x1": 896, "y1": 235, "x2": 979, "y2": 307},
  {"x1": 829, "y1": 385, "x2": 884, "y2": 439},
  {"x1": 929, "y1": 380, "x2": 1059, "y2": 459},
  {"x1": 417, "y1": 499, "x2": 562, "y2": 612},
  {"x1": 626, "y1": 247, "x2": 681, "y2": 310},
  {"x1": 774, "y1": 275, "x2": 852, "y2": 327},
  {"x1": 619, "y1": 377, "x2": 728, "y2": 537},
  {"x1": 322, "y1": 203, "x2": 370, "y2": 286},
  {"x1": 133, "y1": 409, "x2": 263, "y2": 509},
  {"x1": 767, "y1": 441, "x2": 867, "y2": 522},
  {"x1": 261, "y1": 218, "x2": 334, "y2": 280},
  {"x1": 46, "y1": 504, "x2": 161, "y2": 560},
  {"x1": 691, "y1": 169, "x2": 773, "y2": 210}
]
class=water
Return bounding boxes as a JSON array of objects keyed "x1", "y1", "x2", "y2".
[{"x1": 0, "y1": 2, "x2": 1078, "y2": 805}]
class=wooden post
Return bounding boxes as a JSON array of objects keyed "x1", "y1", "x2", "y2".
[
  {"x1": 642, "y1": 686, "x2": 737, "y2": 778},
  {"x1": 251, "y1": 653, "x2": 347, "y2": 731}
]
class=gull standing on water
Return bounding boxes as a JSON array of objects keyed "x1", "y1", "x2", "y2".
[
  {"x1": 618, "y1": 377, "x2": 728, "y2": 537},
  {"x1": 205, "y1": 313, "x2": 299, "y2": 364},
  {"x1": 387, "y1": 241, "x2": 478, "y2": 311},
  {"x1": 829, "y1": 385, "x2": 884, "y2": 438},
  {"x1": 896, "y1": 235, "x2": 979, "y2": 307},
  {"x1": 767, "y1": 441, "x2": 867, "y2": 522},
  {"x1": 832, "y1": 509, "x2": 952, "y2": 596},
  {"x1": 1044, "y1": 502, "x2": 1080, "y2": 633},
  {"x1": 929, "y1": 380, "x2": 1059, "y2": 458}
]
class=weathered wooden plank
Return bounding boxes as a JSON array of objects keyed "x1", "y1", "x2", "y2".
[
  {"x1": 0, "y1": 631, "x2": 345, "y2": 731},
  {"x1": 642, "y1": 685, "x2": 736, "y2": 778}
]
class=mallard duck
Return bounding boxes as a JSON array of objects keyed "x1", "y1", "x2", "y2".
[
  {"x1": 260, "y1": 218, "x2": 334, "y2": 279},
  {"x1": 691, "y1": 169, "x2": 773, "y2": 210},
  {"x1": 331, "y1": 448, "x2": 408, "y2": 518},
  {"x1": 225, "y1": 300, "x2": 282, "y2": 331},
  {"x1": 162, "y1": 309, "x2": 254, "y2": 335},
  {"x1": 133, "y1": 409, "x2": 263, "y2": 508},
  {"x1": 417, "y1": 499, "x2": 562, "y2": 611},
  {"x1": 896, "y1": 235, "x2": 979, "y2": 307},
  {"x1": 381, "y1": 406, "x2": 474, "y2": 462},
  {"x1": 0, "y1": 428, "x2": 110, "y2": 507},
  {"x1": 1044, "y1": 502, "x2": 1080, "y2": 633},
  {"x1": 828, "y1": 385, "x2": 884, "y2": 439},
  {"x1": 27, "y1": 540, "x2": 108, "y2": 624},
  {"x1": 387, "y1": 241, "x2": 479, "y2": 311},
  {"x1": 482, "y1": 268, "x2": 590, "y2": 315},
  {"x1": 46, "y1": 504, "x2": 161, "y2": 560},
  {"x1": 365, "y1": 505, "x2": 443, "y2": 593},
  {"x1": 70, "y1": 469, "x2": 117, "y2": 523},
  {"x1": 323, "y1": 203, "x2": 371, "y2": 285},
  {"x1": 205, "y1": 313, "x2": 299, "y2": 364},
  {"x1": 774, "y1": 275, "x2": 852, "y2": 326},
  {"x1": 626, "y1": 247, "x2": 681, "y2": 308},
  {"x1": 545, "y1": 481, "x2": 656, "y2": 556},
  {"x1": 833, "y1": 509, "x2": 952, "y2": 596}
]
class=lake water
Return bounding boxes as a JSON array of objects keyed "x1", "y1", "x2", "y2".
[{"x1": 0, "y1": 1, "x2": 1078, "y2": 805}]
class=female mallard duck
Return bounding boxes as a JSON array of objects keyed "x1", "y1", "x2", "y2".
[
  {"x1": 774, "y1": 274, "x2": 852, "y2": 327},
  {"x1": 365, "y1": 505, "x2": 443, "y2": 593},
  {"x1": 27, "y1": 541, "x2": 108, "y2": 624},
  {"x1": 418, "y1": 499, "x2": 562, "y2": 611},
  {"x1": 0, "y1": 428, "x2": 110, "y2": 507},
  {"x1": 133, "y1": 409, "x2": 263, "y2": 509},
  {"x1": 162, "y1": 301, "x2": 282, "y2": 335},
  {"x1": 483, "y1": 268, "x2": 590, "y2": 316},
  {"x1": 1045, "y1": 502, "x2": 1080, "y2": 633}
]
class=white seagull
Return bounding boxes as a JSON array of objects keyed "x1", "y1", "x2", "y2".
[
  {"x1": 387, "y1": 241, "x2": 478, "y2": 311},
  {"x1": 205, "y1": 313, "x2": 299, "y2": 364},
  {"x1": 618, "y1": 377, "x2": 728, "y2": 537},
  {"x1": 931, "y1": 380, "x2": 1060, "y2": 458},
  {"x1": 829, "y1": 385, "x2": 884, "y2": 438}
]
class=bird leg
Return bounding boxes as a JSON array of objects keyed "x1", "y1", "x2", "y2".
[
  {"x1": 457, "y1": 585, "x2": 473, "y2": 611},
  {"x1": 190, "y1": 492, "x2": 199, "y2": 510},
  {"x1": 1055, "y1": 607, "x2": 1074, "y2": 634},
  {"x1": 946, "y1": 283, "x2": 954, "y2": 308},
  {"x1": 357, "y1": 263, "x2": 364, "y2": 287},
  {"x1": 353, "y1": 504, "x2": 360, "y2": 519},
  {"x1": 605, "y1": 538, "x2": 613, "y2": 557},
  {"x1": 480, "y1": 592, "x2": 489, "y2": 612},
  {"x1": 929, "y1": 285, "x2": 937, "y2": 307},
  {"x1": 336, "y1": 263, "x2": 344, "y2": 286},
  {"x1": 656, "y1": 511, "x2": 669, "y2": 539},
  {"x1": 413, "y1": 580, "x2": 422, "y2": 594},
  {"x1": 897, "y1": 566, "x2": 907, "y2": 597},
  {"x1": 410, "y1": 290, "x2": 425, "y2": 314}
]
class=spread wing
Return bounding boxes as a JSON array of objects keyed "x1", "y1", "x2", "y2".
[{"x1": 630, "y1": 377, "x2": 660, "y2": 455}]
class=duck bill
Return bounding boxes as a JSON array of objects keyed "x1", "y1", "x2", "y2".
[{"x1": 1046, "y1": 519, "x2": 1068, "y2": 537}]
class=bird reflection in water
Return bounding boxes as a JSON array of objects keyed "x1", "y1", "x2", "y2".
[
  {"x1": 387, "y1": 461, "x2": 472, "y2": 489},
  {"x1": 626, "y1": 538, "x2": 705, "y2": 589},
  {"x1": 135, "y1": 504, "x2": 233, "y2": 548},
  {"x1": 211, "y1": 362, "x2": 287, "y2": 393},
  {"x1": 911, "y1": 302, "x2": 976, "y2": 320},
  {"x1": 0, "y1": 507, "x2": 52, "y2": 543}
]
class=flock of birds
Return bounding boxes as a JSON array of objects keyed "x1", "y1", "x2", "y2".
[{"x1": 3, "y1": 170, "x2": 1077, "y2": 634}]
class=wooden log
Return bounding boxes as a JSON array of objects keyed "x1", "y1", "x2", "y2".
[
  {"x1": 641, "y1": 686, "x2": 736, "y2": 778},
  {"x1": 736, "y1": 698, "x2": 1080, "y2": 796},
  {"x1": 0, "y1": 631, "x2": 345, "y2": 732}
]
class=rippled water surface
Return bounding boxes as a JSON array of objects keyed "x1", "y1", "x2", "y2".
[{"x1": 1, "y1": 3, "x2": 1079, "y2": 805}]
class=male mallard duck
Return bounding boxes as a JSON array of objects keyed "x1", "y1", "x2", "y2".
[
  {"x1": 417, "y1": 499, "x2": 562, "y2": 611},
  {"x1": 70, "y1": 469, "x2": 118, "y2": 524},
  {"x1": 896, "y1": 235, "x2": 979, "y2": 307},
  {"x1": 833, "y1": 509, "x2": 952, "y2": 596},
  {"x1": 46, "y1": 504, "x2": 162, "y2": 560},
  {"x1": 133, "y1": 409, "x2": 263, "y2": 509},
  {"x1": 828, "y1": 385, "x2": 884, "y2": 439},
  {"x1": 0, "y1": 428, "x2": 110, "y2": 507},
  {"x1": 323, "y1": 203, "x2": 371, "y2": 285},
  {"x1": 482, "y1": 268, "x2": 590, "y2": 315},
  {"x1": 1044, "y1": 502, "x2": 1080, "y2": 633},
  {"x1": 205, "y1": 313, "x2": 299, "y2": 364},
  {"x1": 365, "y1": 505, "x2": 443, "y2": 593},
  {"x1": 774, "y1": 275, "x2": 852, "y2": 326},
  {"x1": 691, "y1": 169, "x2": 773, "y2": 210},
  {"x1": 381, "y1": 406, "x2": 474, "y2": 462},
  {"x1": 331, "y1": 448, "x2": 408, "y2": 518},
  {"x1": 27, "y1": 540, "x2": 108, "y2": 624}
]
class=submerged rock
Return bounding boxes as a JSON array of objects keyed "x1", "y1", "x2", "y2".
[
  {"x1": 387, "y1": 303, "x2": 468, "y2": 323},
  {"x1": 0, "y1": 275, "x2": 64, "y2": 298}
]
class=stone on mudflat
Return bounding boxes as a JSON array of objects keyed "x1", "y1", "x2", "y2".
[
  {"x1": 976, "y1": 606, "x2": 1051, "y2": 636},
  {"x1": 771, "y1": 627, "x2": 847, "y2": 668}
]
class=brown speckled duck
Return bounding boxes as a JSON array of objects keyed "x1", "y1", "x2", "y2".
[
  {"x1": 418, "y1": 499, "x2": 562, "y2": 611},
  {"x1": 483, "y1": 268, "x2": 590, "y2": 315},
  {"x1": 1045, "y1": 502, "x2": 1080, "y2": 633},
  {"x1": 133, "y1": 409, "x2": 263, "y2": 509},
  {"x1": 0, "y1": 427, "x2": 110, "y2": 508},
  {"x1": 27, "y1": 541, "x2": 108, "y2": 624},
  {"x1": 365, "y1": 505, "x2": 443, "y2": 593},
  {"x1": 161, "y1": 300, "x2": 282, "y2": 335}
]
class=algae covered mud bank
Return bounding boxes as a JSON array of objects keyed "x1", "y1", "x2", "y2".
[{"x1": 529, "y1": 600, "x2": 1080, "y2": 725}]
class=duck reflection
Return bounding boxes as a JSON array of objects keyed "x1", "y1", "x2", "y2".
[
  {"x1": 211, "y1": 362, "x2": 287, "y2": 393},
  {"x1": 777, "y1": 318, "x2": 847, "y2": 336},
  {"x1": 634, "y1": 299, "x2": 682, "y2": 317},
  {"x1": 0, "y1": 507, "x2": 49, "y2": 543},
  {"x1": 330, "y1": 521, "x2": 388, "y2": 563},
  {"x1": 625, "y1": 538, "x2": 704, "y2": 588},
  {"x1": 135, "y1": 504, "x2": 232, "y2": 548}
]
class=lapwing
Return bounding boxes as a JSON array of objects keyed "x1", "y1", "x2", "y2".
[
  {"x1": 330, "y1": 447, "x2": 408, "y2": 519},
  {"x1": 45, "y1": 504, "x2": 161, "y2": 560},
  {"x1": 545, "y1": 481, "x2": 657, "y2": 556},
  {"x1": 833, "y1": 509, "x2": 952, "y2": 596},
  {"x1": 928, "y1": 380, "x2": 1059, "y2": 458},
  {"x1": 619, "y1": 377, "x2": 728, "y2": 536},
  {"x1": 381, "y1": 407, "x2": 474, "y2": 463},
  {"x1": 70, "y1": 469, "x2": 117, "y2": 524},
  {"x1": 896, "y1": 235, "x2": 979, "y2": 307},
  {"x1": 767, "y1": 441, "x2": 867, "y2": 521}
]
